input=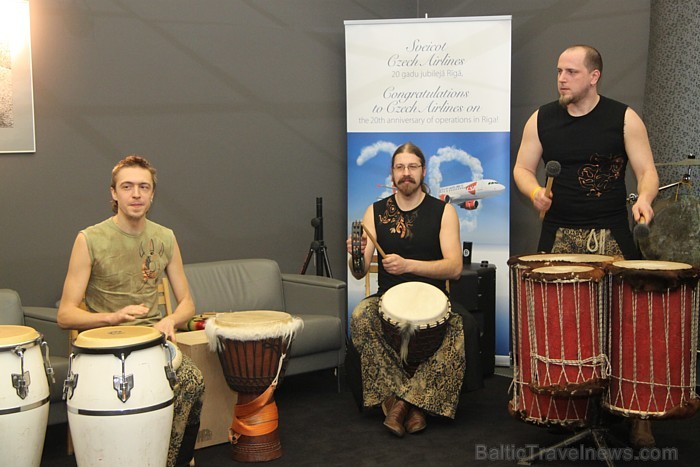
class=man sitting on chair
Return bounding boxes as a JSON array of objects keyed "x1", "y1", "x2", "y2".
[
  {"x1": 347, "y1": 142, "x2": 476, "y2": 437},
  {"x1": 57, "y1": 155, "x2": 204, "y2": 467}
]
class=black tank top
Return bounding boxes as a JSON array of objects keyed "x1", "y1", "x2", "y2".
[
  {"x1": 537, "y1": 95, "x2": 629, "y2": 229},
  {"x1": 373, "y1": 194, "x2": 446, "y2": 295}
]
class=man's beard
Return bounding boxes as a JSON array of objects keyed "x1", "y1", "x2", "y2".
[{"x1": 394, "y1": 175, "x2": 423, "y2": 196}]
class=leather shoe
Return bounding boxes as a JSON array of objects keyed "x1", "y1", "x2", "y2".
[
  {"x1": 404, "y1": 406, "x2": 426, "y2": 434},
  {"x1": 381, "y1": 395, "x2": 397, "y2": 416},
  {"x1": 629, "y1": 418, "x2": 655, "y2": 449},
  {"x1": 383, "y1": 399, "x2": 408, "y2": 437}
]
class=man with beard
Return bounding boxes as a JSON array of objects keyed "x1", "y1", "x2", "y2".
[
  {"x1": 513, "y1": 45, "x2": 659, "y2": 447},
  {"x1": 347, "y1": 142, "x2": 476, "y2": 437}
]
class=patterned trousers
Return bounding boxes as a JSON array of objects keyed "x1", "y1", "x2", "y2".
[
  {"x1": 350, "y1": 296, "x2": 465, "y2": 418},
  {"x1": 167, "y1": 353, "x2": 205, "y2": 467}
]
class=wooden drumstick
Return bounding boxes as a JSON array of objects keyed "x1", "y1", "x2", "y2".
[
  {"x1": 361, "y1": 223, "x2": 386, "y2": 258},
  {"x1": 633, "y1": 214, "x2": 650, "y2": 243}
]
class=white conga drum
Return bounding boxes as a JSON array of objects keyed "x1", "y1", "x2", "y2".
[
  {"x1": 0, "y1": 325, "x2": 54, "y2": 467},
  {"x1": 508, "y1": 254, "x2": 613, "y2": 427},
  {"x1": 604, "y1": 260, "x2": 700, "y2": 419},
  {"x1": 64, "y1": 326, "x2": 176, "y2": 467},
  {"x1": 378, "y1": 281, "x2": 450, "y2": 376},
  {"x1": 205, "y1": 311, "x2": 303, "y2": 463}
]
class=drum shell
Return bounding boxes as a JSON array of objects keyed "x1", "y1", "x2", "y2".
[
  {"x1": 508, "y1": 383, "x2": 591, "y2": 427},
  {"x1": 604, "y1": 262, "x2": 700, "y2": 418},
  {"x1": 0, "y1": 331, "x2": 51, "y2": 467},
  {"x1": 66, "y1": 339, "x2": 174, "y2": 466},
  {"x1": 379, "y1": 314, "x2": 448, "y2": 375},
  {"x1": 523, "y1": 266, "x2": 608, "y2": 395},
  {"x1": 216, "y1": 336, "x2": 289, "y2": 394}
]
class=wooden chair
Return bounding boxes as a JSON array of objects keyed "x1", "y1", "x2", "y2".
[{"x1": 66, "y1": 277, "x2": 173, "y2": 454}]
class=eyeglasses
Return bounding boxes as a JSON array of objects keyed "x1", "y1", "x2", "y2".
[{"x1": 392, "y1": 163, "x2": 423, "y2": 172}]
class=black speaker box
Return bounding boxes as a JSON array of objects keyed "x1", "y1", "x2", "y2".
[{"x1": 449, "y1": 262, "x2": 496, "y2": 376}]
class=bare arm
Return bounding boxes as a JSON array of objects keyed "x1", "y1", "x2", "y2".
[
  {"x1": 381, "y1": 203, "x2": 463, "y2": 281},
  {"x1": 57, "y1": 234, "x2": 149, "y2": 330},
  {"x1": 153, "y1": 237, "x2": 195, "y2": 341},
  {"x1": 624, "y1": 107, "x2": 659, "y2": 222},
  {"x1": 513, "y1": 110, "x2": 552, "y2": 212}
]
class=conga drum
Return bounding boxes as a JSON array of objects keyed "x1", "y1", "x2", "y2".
[
  {"x1": 508, "y1": 254, "x2": 613, "y2": 427},
  {"x1": 0, "y1": 325, "x2": 54, "y2": 467},
  {"x1": 603, "y1": 260, "x2": 700, "y2": 419},
  {"x1": 205, "y1": 311, "x2": 303, "y2": 462},
  {"x1": 64, "y1": 326, "x2": 176, "y2": 467},
  {"x1": 378, "y1": 281, "x2": 450, "y2": 376}
]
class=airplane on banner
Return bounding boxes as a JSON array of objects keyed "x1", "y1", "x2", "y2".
[
  {"x1": 377, "y1": 178, "x2": 505, "y2": 210},
  {"x1": 438, "y1": 179, "x2": 505, "y2": 210}
]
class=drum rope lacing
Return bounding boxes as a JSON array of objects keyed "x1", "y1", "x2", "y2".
[
  {"x1": 527, "y1": 278, "x2": 609, "y2": 390},
  {"x1": 605, "y1": 282, "x2": 699, "y2": 417}
]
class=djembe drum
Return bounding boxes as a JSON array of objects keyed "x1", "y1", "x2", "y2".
[
  {"x1": 378, "y1": 281, "x2": 450, "y2": 376},
  {"x1": 603, "y1": 260, "x2": 700, "y2": 419},
  {"x1": 64, "y1": 326, "x2": 177, "y2": 467},
  {"x1": 205, "y1": 311, "x2": 303, "y2": 462},
  {"x1": 0, "y1": 325, "x2": 54, "y2": 467},
  {"x1": 508, "y1": 254, "x2": 613, "y2": 427}
]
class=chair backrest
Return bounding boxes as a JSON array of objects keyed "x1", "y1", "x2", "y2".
[{"x1": 0, "y1": 289, "x2": 25, "y2": 325}]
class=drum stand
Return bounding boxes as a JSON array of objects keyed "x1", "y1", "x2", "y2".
[
  {"x1": 517, "y1": 395, "x2": 626, "y2": 467},
  {"x1": 300, "y1": 197, "x2": 333, "y2": 278}
]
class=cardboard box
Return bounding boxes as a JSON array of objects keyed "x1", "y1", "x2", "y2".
[{"x1": 177, "y1": 330, "x2": 237, "y2": 449}]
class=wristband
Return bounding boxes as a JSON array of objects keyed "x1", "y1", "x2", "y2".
[{"x1": 530, "y1": 186, "x2": 543, "y2": 202}]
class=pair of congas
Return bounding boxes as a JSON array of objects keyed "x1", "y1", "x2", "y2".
[
  {"x1": 0, "y1": 325, "x2": 54, "y2": 467},
  {"x1": 63, "y1": 326, "x2": 180, "y2": 466},
  {"x1": 508, "y1": 253, "x2": 700, "y2": 428},
  {"x1": 204, "y1": 310, "x2": 303, "y2": 463}
]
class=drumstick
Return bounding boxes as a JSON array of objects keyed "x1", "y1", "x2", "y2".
[{"x1": 361, "y1": 223, "x2": 386, "y2": 258}]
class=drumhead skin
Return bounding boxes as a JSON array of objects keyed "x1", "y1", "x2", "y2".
[
  {"x1": 612, "y1": 259, "x2": 692, "y2": 270},
  {"x1": 73, "y1": 326, "x2": 162, "y2": 349},
  {"x1": 206, "y1": 310, "x2": 304, "y2": 346},
  {"x1": 380, "y1": 282, "x2": 449, "y2": 326},
  {"x1": 515, "y1": 253, "x2": 614, "y2": 264},
  {"x1": 0, "y1": 325, "x2": 40, "y2": 347}
]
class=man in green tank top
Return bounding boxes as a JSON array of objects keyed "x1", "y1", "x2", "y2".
[{"x1": 57, "y1": 155, "x2": 204, "y2": 467}]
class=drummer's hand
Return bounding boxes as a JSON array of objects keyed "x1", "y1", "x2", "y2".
[
  {"x1": 154, "y1": 316, "x2": 177, "y2": 342},
  {"x1": 532, "y1": 186, "x2": 553, "y2": 212},
  {"x1": 632, "y1": 200, "x2": 654, "y2": 224},
  {"x1": 382, "y1": 254, "x2": 408, "y2": 275},
  {"x1": 346, "y1": 234, "x2": 367, "y2": 255},
  {"x1": 112, "y1": 304, "x2": 149, "y2": 325}
]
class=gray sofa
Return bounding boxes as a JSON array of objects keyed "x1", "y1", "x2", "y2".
[{"x1": 1, "y1": 259, "x2": 346, "y2": 426}]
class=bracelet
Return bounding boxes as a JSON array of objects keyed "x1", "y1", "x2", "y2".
[{"x1": 530, "y1": 186, "x2": 542, "y2": 202}]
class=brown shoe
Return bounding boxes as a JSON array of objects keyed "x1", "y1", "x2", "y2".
[
  {"x1": 383, "y1": 399, "x2": 408, "y2": 437},
  {"x1": 381, "y1": 395, "x2": 397, "y2": 416},
  {"x1": 629, "y1": 418, "x2": 655, "y2": 449},
  {"x1": 404, "y1": 406, "x2": 427, "y2": 434}
]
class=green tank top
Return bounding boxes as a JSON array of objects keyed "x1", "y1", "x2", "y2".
[{"x1": 82, "y1": 218, "x2": 174, "y2": 326}]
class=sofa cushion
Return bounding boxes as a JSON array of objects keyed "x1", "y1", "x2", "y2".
[
  {"x1": 184, "y1": 259, "x2": 286, "y2": 313},
  {"x1": 289, "y1": 314, "x2": 342, "y2": 358}
]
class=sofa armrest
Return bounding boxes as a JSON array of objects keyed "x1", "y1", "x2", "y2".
[
  {"x1": 23, "y1": 306, "x2": 70, "y2": 358},
  {"x1": 281, "y1": 274, "x2": 347, "y2": 333}
]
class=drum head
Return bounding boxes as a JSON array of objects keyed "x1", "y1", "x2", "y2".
[
  {"x1": 517, "y1": 253, "x2": 614, "y2": 264},
  {"x1": 380, "y1": 282, "x2": 448, "y2": 326},
  {"x1": 208, "y1": 310, "x2": 304, "y2": 343},
  {"x1": 612, "y1": 259, "x2": 692, "y2": 271},
  {"x1": 73, "y1": 326, "x2": 162, "y2": 349},
  {"x1": 639, "y1": 196, "x2": 700, "y2": 268},
  {"x1": 0, "y1": 325, "x2": 39, "y2": 347}
]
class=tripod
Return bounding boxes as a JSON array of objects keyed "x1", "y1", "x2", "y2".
[{"x1": 300, "y1": 197, "x2": 333, "y2": 278}]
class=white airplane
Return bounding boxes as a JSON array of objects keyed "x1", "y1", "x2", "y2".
[{"x1": 438, "y1": 179, "x2": 505, "y2": 210}]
